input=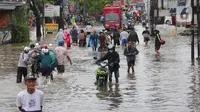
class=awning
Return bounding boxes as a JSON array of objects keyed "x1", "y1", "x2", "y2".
[{"x1": 0, "y1": 5, "x2": 16, "y2": 10}]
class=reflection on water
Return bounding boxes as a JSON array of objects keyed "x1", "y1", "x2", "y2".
[
  {"x1": 188, "y1": 66, "x2": 200, "y2": 111},
  {"x1": 96, "y1": 84, "x2": 123, "y2": 111},
  {"x1": 0, "y1": 43, "x2": 29, "y2": 74}
]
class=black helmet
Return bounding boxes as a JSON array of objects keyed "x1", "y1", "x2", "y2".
[
  {"x1": 108, "y1": 44, "x2": 115, "y2": 52},
  {"x1": 30, "y1": 43, "x2": 35, "y2": 49},
  {"x1": 154, "y1": 30, "x2": 159, "y2": 34},
  {"x1": 24, "y1": 75, "x2": 36, "y2": 82}
]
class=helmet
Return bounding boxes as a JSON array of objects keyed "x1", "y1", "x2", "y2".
[
  {"x1": 108, "y1": 44, "x2": 115, "y2": 52},
  {"x1": 30, "y1": 44, "x2": 35, "y2": 49},
  {"x1": 24, "y1": 47, "x2": 30, "y2": 53},
  {"x1": 58, "y1": 40, "x2": 64, "y2": 46},
  {"x1": 154, "y1": 29, "x2": 160, "y2": 34},
  {"x1": 42, "y1": 48, "x2": 49, "y2": 55},
  {"x1": 41, "y1": 44, "x2": 47, "y2": 49}
]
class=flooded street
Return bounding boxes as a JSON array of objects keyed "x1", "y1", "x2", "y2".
[{"x1": 1, "y1": 25, "x2": 200, "y2": 112}]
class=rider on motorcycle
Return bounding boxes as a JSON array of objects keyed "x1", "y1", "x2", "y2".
[{"x1": 96, "y1": 44, "x2": 120, "y2": 84}]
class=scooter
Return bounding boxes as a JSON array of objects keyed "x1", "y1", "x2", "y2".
[{"x1": 95, "y1": 62, "x2": 109, "y2": 87}]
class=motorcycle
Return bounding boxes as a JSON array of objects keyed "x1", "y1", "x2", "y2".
[{"x1": 95, "y1": 62, "x2": 109, "y2": 87}]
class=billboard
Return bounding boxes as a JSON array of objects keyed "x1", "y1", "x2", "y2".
[
  {"x1": 176, "y1": 6, "x2": 192, "y2": 23},
  {"x1": 45, "y1": 24, "x2": 58, "y2": 33},
  {"x1": 45, "y1": 5, "x2": 60, "y2": 17}
]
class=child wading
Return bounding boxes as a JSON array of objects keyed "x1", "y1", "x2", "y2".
[{"x1": 16, "y1": 75, "x2": 44, "y2": 112}]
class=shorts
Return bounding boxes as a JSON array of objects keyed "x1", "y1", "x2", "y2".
[
  {"x1": 155, "y1": 45, "x2": 161, "y2": 51},
  {"x1": 72, "y1": 38, "x2": 78, "y2": 44},
  {"x1": 40, "y1": 67, "x2": 52, "y2": 77},
  {"x1": 127, "y1": 60, "x2": 135, "y2": 66},
  {"x1": 121, "y1": 39, "x2": 127, "y2": 46},
  {"x1": 144, "y1": 37, "x2": 150, "y2": 41},
  {"x1": 57, "y1": 65, "x2": 65, "y2": 73},
  {"x1": 114, "y1": 39, "x2": 120, "y2": 46}
]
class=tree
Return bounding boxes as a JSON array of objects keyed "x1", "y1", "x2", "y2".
[
  {"x1": 28, "y1": 0, "x2": 54, "y2": 42},
  {"x1": 12, "y1": 7, "x2": 30, "y2": 43},
  {"x1": 78, "y1": 0, "x2": 112, "y2": 14}
]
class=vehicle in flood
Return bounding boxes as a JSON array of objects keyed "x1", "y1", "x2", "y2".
[{"x1": 103, "y1": 6, "x2": 122, "y2": 30}]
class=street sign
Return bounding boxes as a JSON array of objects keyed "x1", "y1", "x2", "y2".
[
  {"x1": 178, "y1": 0, "x2": 186, "y2": 6},
  {"x1": 45, "y1": 5, "x2": 60, "y2": 17},
  {"x1": 176, "y1": 6, "x2": 192, "y2": 23},
  {"x1": 53, "y1": 5, "x2": 60, "y2": 17},
  {"x1": 45, "y1": 6, "x2": 54, "y2": 17}
]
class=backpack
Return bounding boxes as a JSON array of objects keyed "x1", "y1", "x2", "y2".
[{"x1": 49, "y1": 50, "x2": 58, "y2": 68}]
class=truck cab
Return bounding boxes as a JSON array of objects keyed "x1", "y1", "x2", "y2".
[{"x1": 103, "y1": 6, "x2": 122, "y2": 30}]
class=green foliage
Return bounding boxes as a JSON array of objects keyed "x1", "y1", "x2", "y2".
[
  {"x1": 77, "y1": 0, "x2": 112, "y2": 14},
  {"x1": 13, "y1": 6, "x2": 30, "y2": 43}
]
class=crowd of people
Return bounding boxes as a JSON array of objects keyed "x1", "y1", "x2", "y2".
[{"x1": 15, "y1": 21, "x2": 166, "y2": 111}]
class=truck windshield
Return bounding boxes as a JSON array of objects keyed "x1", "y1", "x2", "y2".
[{"x1": 105, "y1": 13, "x2": 119, "y2": 22}]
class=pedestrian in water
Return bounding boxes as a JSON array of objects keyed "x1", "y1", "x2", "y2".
[
  {"x1": 128, "y1": 27, "x2": 139, "y2": 46},
  {"x1": 16, "y1": 75, "x2": 44, "y2": 112},
  {"x1": 124, "y1": 41, "x2": 139, "y2": 74},
  {"x1": 70, "y1": 26, "x2": 79, "y2": 45},
  {"x1": 154, "y1": 30, "x2": 162, "y2": 54},
  {"x1": 112, "y1": 28, "x2": 120, "y2": 47},
  {"x1": 89, "y1": 30, "x2": 99, "y2": 51},
  {"x1": 54, "y1": 40, "x2": 72, "y2": 78},
  {"x1": 99, "y1": 30, "x2": 107, "y2": 52},
  {"x1": 55, "y1": 29, "x2": 65, "y2": 43},
  {"x1": 79, "y1": 29, "x2": 87, "y2": 47},
  {"x1": 96, "y1": 44, "x2": 120, "y2": 84},
  {"x1": 38, "y1": 49, "x2": 54, "y2": 80},
  {"x1": 120, "y1": 29, "x2": 129, "y2": 48},
  {"x1": 85, "y1": 23, "x2": 93, "y2": 37},
  {"x1": 105, "y1": 30, "x2": 112, "y2": 45},
  {"x1": 28, "y1": 44, "x2": 37, "y2": 75},
  {"x1": 64, "y1": 31, "x2": 72, "y2": 48},
  {"x1": 16, "y1": 47, "x2": 30, "y2": 83},
  {"x1": 142, "y1": 27, "x2": 150, "y2": 45}
]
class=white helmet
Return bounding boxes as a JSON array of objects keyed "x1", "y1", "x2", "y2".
[
  {"x1": 24, "y1": 47, "x2": 30, "y2": 52},
  {"x1": 43, "y1": 49, "x2": 49, "y2": 54}
]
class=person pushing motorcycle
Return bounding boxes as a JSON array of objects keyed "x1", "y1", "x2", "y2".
[{"x1": 96, "y1": 44, "x2": 120, "y2": 84}]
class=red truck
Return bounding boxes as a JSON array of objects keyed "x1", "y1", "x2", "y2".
[
  {"x1": 103, "y1": 6, "x2": 122, "y2": 29},
  {"x1": 112, "y1": 0, "x2": 125, "y2": 7}
]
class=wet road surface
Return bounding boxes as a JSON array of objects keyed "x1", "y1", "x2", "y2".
[{"x1": 1, "y1": 25, "x2": 200, "y2": 112}]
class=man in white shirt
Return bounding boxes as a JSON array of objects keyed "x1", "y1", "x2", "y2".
[
  {"x1": 120, "y1": 30, "x2": 129, "y2": 48},
  {"x1": 16, "y1": 75, "x2": 44, "y2": 112},
  {"x1": 85, "y1": 23, "x2": 93, "y2": 36}
]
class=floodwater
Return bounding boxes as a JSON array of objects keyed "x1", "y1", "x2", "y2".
[{"x1": 1, "y1": 25, "x2": 200, "y2": 112}]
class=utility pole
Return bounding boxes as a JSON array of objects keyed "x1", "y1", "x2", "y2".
[
  {"x1": 155, "y1": 0, "x2": 159, "y2": 26},
  {"x1": 83, "y1": 0, "x2": 86, "y2": 18},
  {"x1": 161, "y1": 0, "x2": 164, "y2": 9},
  {"x1": 191, "y1": 0, "x2": 195, "y2": 62},
  {"x1": 58, "y1": 0, "x2": 64, "y2": 30},
  {"x1": 197, "y1": 0, "x2": 200, "y2": 59},
  {"x1": 150, "y1": 0, "x2": 155, "y2": 36}
]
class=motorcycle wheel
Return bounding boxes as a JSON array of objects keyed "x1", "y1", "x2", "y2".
[{"x1": 98, "y1": 79, "x2": 104, "y2": 87}]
